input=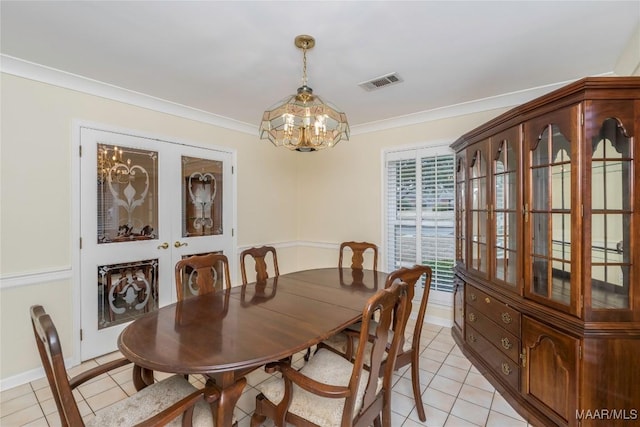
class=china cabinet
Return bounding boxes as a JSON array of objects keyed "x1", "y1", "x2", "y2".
[{"x1": 451, "y1": 77, "x2": 640, "y2": 426}]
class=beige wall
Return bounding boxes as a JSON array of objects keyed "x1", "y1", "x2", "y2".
[{"x1": 0, "y1": 71, "x2": 508, "y2": 386}]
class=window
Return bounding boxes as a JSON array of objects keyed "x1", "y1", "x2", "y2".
[{"x1": 385, "y1": 145, "x2": 455, "y2": 298}]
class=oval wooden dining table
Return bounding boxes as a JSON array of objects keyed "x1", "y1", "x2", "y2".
[{"x1": 118, "y1": 267, "x2": 387, "y2": 426}]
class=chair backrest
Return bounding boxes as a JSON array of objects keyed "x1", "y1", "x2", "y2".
[
  {"x1": 175, "y1": 253, "x2": 231, "y2": 301},
  {"x1": 348, "y1": 280, "x2": 409, "y2": 425},
  {"x1": 385, "y1": 264, "x2": 433, "y2": 355},
  {"x1": 338, "y1": 241, "x2": 378, "y2": 271},
  {"x1": 240, "y1": 246, "x2": 279, "y2": 284},
  {"x1": 31, "y1": 305, "x2": 84, "y2": 426}
]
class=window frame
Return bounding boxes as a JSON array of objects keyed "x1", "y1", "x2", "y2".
[{"x1": 383, "y1": 142, "x2": 456, "y2": 307}]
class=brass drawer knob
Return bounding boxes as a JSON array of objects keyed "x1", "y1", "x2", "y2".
[
  {"x1": 501, "y1": 312, "x2": 512, "y2": 324},
  {"x1": 468, "y1": 312, "x2": 477, "y2": 322},
  {"x1": 501, "y1": 362, "x2": 512, "y2": 375},
  {"x1": 484, "y1": 297, "x2": 491, "y2": 304},
  {"x1": 468, "y1": 334, "x2": 477, "y2": 343},
  {"x1": 470, "y1": 293, "x2": 477, "y2": 302},
  {"x1": 501, "y1": 337, "x2": 512, "y2": 350}
]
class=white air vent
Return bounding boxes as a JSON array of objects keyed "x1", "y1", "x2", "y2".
[{"x1": 358, "y1": 72, "x2": 403, "y2": 91}]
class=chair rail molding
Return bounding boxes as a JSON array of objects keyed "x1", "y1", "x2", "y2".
[{"x1": 0, "y1": 267, "x2": 72, "y2": 290}]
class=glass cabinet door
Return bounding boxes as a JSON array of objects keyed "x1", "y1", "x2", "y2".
[
  {"x1": 585, "y1": 102, "x2": 636, "y2": 321},
  {"x1": 455, "y1": 154, "x2": 466, "y2": 267},
  {"x1": 468, "y1": 141, "x2": 489, "y2": 278},
  {"x1": 491, "y1": 127, "x2": 520, "y2": 291},
  {"x1": 524, "y1": 105, "x2": 580, "y2": 315}
]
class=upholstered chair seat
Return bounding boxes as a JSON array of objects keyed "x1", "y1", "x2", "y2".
[{"x1": 256, "y1": 348, "x2": 381, "y2": 426}]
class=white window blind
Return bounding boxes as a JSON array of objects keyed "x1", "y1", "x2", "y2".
[{"x1": 385, "y1": 146, "x2": 455, "y2": 294}]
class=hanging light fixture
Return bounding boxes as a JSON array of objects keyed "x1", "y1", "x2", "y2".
[{"x1": 259, "y1": 35, "x2": 349, "y2": 152}]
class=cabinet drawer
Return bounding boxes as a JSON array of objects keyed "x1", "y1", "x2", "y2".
[
  {"x1": 466, "y1": 305, "x2": 520, "y2": 363},
  {"x1": 466, "y1": 325, "x2": 519, "y2": 391},
  {"x1": 466, "y1": 285, "x2": 520, "y2": 336}
]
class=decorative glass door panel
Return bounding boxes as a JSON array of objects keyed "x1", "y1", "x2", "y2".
[
  {"x1": 469, "y1": 144, "x2": 489, "y2": 277},
  {"x1": 182, "y1": 156, "x2": 223, "y2": 237},
  {"x1": 492, "y1": 128, "x2": 519, "y2": 289},
  {"x1": 97, "y1": 259, "x2": 158, "y2": 329},
  {"x1": 97, "y1": 144, "x2": 159, "y2": 243},
  {"x1": 589, "y1": 118, "x2": 632, "y2": 310}
]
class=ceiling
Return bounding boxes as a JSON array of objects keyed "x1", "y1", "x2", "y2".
[{"x1": 1, "y1": 1, "x2": 639, "y2": 133}]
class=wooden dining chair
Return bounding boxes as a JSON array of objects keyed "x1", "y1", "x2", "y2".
[
  {"x1": 30, "y1": 304, "x2": 220, "y2": 427},
  {"x1": 240, "y1": 245, "x2": 279, "y2": 284},
  {"x1": 338, "y1": 241, "x2": 378, "y2": 271},
  {"x1": 250, "y1": 280, "x2": 410, "y2": 427},
  {"x1": 175, "y1": 252, "x2": 231, "y2": 300},
  {"x1": 320, "y1": 264, "x2": 433, "y2": 422}
]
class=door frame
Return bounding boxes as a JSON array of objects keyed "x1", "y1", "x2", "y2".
[{"x1": 72, "y1": 120, "x2": 237, "y2": 365}]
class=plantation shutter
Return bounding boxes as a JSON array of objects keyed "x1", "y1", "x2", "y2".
[{"x1": 385, "y1": 147, "x2": 455, "y2": 293}]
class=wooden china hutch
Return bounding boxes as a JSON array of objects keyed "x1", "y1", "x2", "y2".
[{"x1": 451, "y1": 77, "x2": 640, "y2": 426}]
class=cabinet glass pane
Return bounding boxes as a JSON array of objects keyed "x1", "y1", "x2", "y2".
[
  {"x1": 182, "y1": 156, "x2": 223, "y2": 237},
  {"x1": 531, "y1": 166, "x2": 548, "y2": 210},
  {"x1": 591, "y1": 118, "x2": 632, "y2": 309},
  {"x1": 531, "y1": 213, "x2": 548, "y2": 257},
  {"x1": 97, "y1": 144, "x2": 158, "y2": 243},
  {"x1": 455, "y1": 154, "x2": 466, "y2": 265},
  {"x1": 494, "y1": 139, "x2": 517, "y2": 286},
  {"x1": 469, "y1": 149, "x2": 488, "y2": 273},
  {"x1": 529, "y1": 124, "x2": 572, "y2": 304},
  {"x1": 551, "y1": 163, "x2": 571, "y2": 210}
]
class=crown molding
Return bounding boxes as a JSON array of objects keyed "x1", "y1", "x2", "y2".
[
  {"x1": 350, "y1": 73, "x2": 614, "y2": 135},
  {"x1": 1, "y1": 55, "x2": 616, "y2": 137},
  {"x1": 0, "y1": 54, "x2": 257, "y2": 135}
]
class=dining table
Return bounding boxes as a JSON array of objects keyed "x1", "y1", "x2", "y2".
[{"x1": 117, "y1": 267, "x2": 388, "y2": 427}]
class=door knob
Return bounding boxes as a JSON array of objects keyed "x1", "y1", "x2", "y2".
[
  {"x1": 174, "y1": 241, "x2": 188, "y2": 248},
  {"x1": 157, "y1": 242, "x2": 169, "y2": 250}
]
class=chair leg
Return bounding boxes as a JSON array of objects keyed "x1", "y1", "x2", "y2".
[{"x1": 411, "y1": 353, "x2": 426, "y2": 421}]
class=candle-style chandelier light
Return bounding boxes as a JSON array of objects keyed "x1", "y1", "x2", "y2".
[{"x1": 259, "y1": 35, "x2": 349, "y2": 152}]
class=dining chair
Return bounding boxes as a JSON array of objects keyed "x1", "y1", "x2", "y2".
[
  {"x1": 338, "y1": 241, "x2": 378, "y2": 271},
  {"x1": 240, "y1": 245, "x2": 313, "y2": 360},
  {"x1": 240, "y1": 245, "x2": 279, "y2": 284},
  {"x1": 175, "y1": 252, "x2": 231, "y2": 300},
  {"x1": 320, "y1": 264, "x2": 433, "y2": 422},
  {"x1": 30, "y1": 304, "x2": 220, "y2": 427},
  {"x1": 250, "y1": 280, "x2": 410, "y2": 427}
]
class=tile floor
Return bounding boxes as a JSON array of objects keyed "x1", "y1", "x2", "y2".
[{"x1": 1, "y1": 322, "x2": 534, "y2": 426}]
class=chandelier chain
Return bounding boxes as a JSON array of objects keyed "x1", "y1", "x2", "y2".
[{"x1": 302, "y1": 47, "x2": 308, "y2": 87}]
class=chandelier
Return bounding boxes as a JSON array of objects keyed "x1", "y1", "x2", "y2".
[{"x1": 259, "y1": 35, "x2": 349, "y2": 152}]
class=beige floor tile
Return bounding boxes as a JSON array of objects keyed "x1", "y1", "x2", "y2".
[
  {"x1": 436, "y1": 364, "x2": 469, "y2": 383},
  {"x1": 0, "y1": 404, "x2": 45, "y2": 426},
  {"x1": 77, "y1": 375, "x2": 119, "y2": 399},
  {"x1": 463, "y1": 371, "x2": 494, "y2": 392},
  {"x1": 0, "y1": 383, "x2": 32, "y2": 403},
  {"x1": 0, "y1": 392, "x2": 38, "y2": 417},
  {"x1": 490, "y1": 392, "x2": 525, "y2": 421},
  {"x1": 429, "y1": 375, "x2": 463, "y2": 397},
  {"x1": 85, "y1": 385, "x2": 127, "y2": 412},
  {"x1": 391, "y1": 390, "x2": 419, "y2": 417},
  {"x1": 457, "y1": 384, "x2": 494, "y2": 409},
  {"x1": 485, "y1": 410, "x2": 528, "y2": 427},
  {"x1": 444, "y1": 414, "x2": 481, "y2": 426},
  {"x1": 450, "y1": 398, "x2": 490, "y2": 425},
  {"x1": 422, "y1": 387, "x2": 456, "y2": 413}
]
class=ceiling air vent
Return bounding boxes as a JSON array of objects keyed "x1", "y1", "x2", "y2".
[{"x1": 358, "y1": 72, "x2": 403, "y2": 92}]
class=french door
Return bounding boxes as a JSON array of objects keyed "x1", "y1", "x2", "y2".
[{"x1": 79, "y1": 127, "x2": 234, "y2": 360}]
